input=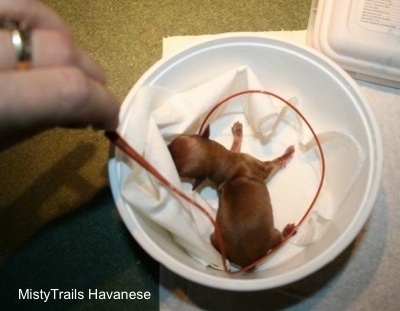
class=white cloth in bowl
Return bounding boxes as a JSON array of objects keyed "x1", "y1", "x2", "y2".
[{"x1": 119, "y1": 66, "x2": 364, "y2": 270}]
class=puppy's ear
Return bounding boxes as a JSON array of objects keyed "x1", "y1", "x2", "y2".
[{"x1": 201, "y1": 125, "x2": 210, "y2": 138}]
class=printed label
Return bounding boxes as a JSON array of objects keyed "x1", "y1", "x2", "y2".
[{"x1": 359, "y1": 0, "x2": 400, "y2": 35}]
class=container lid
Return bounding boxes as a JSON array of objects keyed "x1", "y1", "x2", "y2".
[{"x1": 307, "y1": 0, "x2": 400, "y2": 88}]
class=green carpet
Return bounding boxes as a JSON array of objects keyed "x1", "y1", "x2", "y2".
[{"x1": 0, "y1": 1, "x2": 311, "y2": 309}]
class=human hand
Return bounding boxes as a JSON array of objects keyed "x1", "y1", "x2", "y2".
[{"x1": 0, "y1": 0, "x2": 120, "y2": 150}]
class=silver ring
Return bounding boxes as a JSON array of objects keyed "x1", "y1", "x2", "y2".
[
  {"x1": 1, "y1": 19, "x2": 32, "y2": 69},
  {"x1": 12, "y1": 28, "x2": 32, "y2": 62}
]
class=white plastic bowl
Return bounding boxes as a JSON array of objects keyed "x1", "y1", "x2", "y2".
[{"x1": 108, "y1": 34, "x2": 382, "y2": 291}]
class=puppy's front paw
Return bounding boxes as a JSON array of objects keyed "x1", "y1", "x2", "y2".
[
  {"x1": 230, "y1": 121, "x2": 243, "y2": 153},
  {"x1": 283, "y1": 145, "x2": 295, "y2": 159},
  {"x1": 277, "y1": 145, "x2": 295, "y2": 168},
  {"x1": 231, "y1": 121, "x2": 243, "y2": 137}
]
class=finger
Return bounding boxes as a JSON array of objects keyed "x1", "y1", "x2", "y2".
[
  {"x1": 0, "y1": 30, "x2": 107, "y2": 84},
  {"x1": 0, "y1": 68, "x2": 120, "y2": 132},
  {"x1": 0, "y1": 0, "x2": 72, "y2": 37}
]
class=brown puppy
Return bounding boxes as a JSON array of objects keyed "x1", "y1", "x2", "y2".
[{"x1": 168, "y1": 122, "x2": 295, "y2": 267}]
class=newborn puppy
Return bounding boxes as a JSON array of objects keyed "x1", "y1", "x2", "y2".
[{"x1": 168, "y1": 122, "x2": 295, "y2": 267}]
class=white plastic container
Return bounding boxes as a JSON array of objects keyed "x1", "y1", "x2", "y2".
[
  {"x1": 108, "y1": 34, "x2": 383, "y2": 291},
  {"x1": 307, "y1": 0, "x2": 400, "y2": 88}
]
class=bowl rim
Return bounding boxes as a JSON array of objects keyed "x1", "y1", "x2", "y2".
[{"x1": 108, "y1": 33, "x2": 383, "y2": 291}]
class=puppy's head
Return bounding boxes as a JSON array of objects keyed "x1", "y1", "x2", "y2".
[{"x1": 168, "y1": 135, "x2": 210, "y2": 178}]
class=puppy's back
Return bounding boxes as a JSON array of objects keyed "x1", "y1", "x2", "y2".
[{"x1": 215, "y1": 176, "x2": 282, "y2": 267}]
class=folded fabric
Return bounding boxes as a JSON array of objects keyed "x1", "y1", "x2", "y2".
[{"x1": 119, "y1": 66, "x2": 364, "y2": 270}]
